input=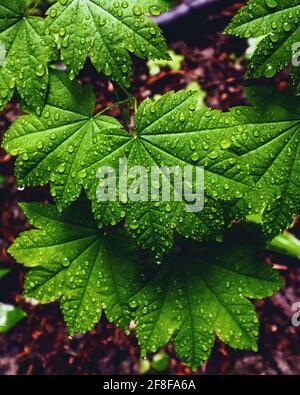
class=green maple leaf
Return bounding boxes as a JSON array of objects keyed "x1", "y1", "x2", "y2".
[
  {"x1": 0, "y1": 0, "x2": 56, "y2": 112},
  {"x1": 46, "y1": 0, "x2": 170, "y2": 87},
  {"x1": 3, "y1": 70, "x2": 123, "y2": 211},
  {"x1": 8, "y1": 199, "x2": 146, "y2": 334},
  {"x1": 8, "y1": 72, "x2": 299, "y2": 252},
  {"x1": 4, "y1": 72, "x2": 255, "y2": 255},
  {"x1": 130, "y1": 224, "x2": 283, "y2": 370},
  {"x1": 229, "y1": 87, "x2": 300, "y2": 239},
  {"x1": 226, "y1": 0, "x2": 300, "y2": 87},
  {"x1": 82, "y1": 90, "x2": 254, "y2": 255}
]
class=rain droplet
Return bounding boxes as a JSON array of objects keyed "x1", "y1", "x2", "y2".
[
  {"x1": 129, "y1": 219, "x2": 139, "y2": 230},
  {"x1": 149, "y1": 5, "x2": 160, "y2": 16},
  {"x1": 133, "y1": 6, "x2": 142, "y2": 16},
  {"x1": 35, "y1": 64, "x2": 45, "y2": 77},
  {"x1": 57, "y1": 163, "x2": 66, "y2": 173},
  {"x1": 265, "y1": 0, "x2": 278, "y2": 8}
]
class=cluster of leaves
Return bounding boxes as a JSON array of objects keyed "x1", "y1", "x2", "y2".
[
  {"x1": 0, "y1": 0, "x2": 171, "y2": 112},
  {"x1": 7, "y1": 202, "x2": 283, "y2": 370},
  {"x1": 5, "y1": 70, "x2": 300, "y2": 254},
  {"x1": 1, "y1": 0, "x2": 298, "y2": 369}
]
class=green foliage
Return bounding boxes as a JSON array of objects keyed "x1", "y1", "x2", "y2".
[
  {"x1": 131, "y1": 225, "x2": 282, "y2": 370},
  {"x1": 82, "y1": 88, "x2": 248, "y2": 255},
  {"x1": 9, "y1": 199, "x2": 146, "y2": 334},
  {"x1": 0, "y1": 268, "x2": 26, "y2": 334},
  {"x1": 147, "y1": 49, "x2": 184, "y2": 75},
  {"x1": 1, "y1": 0, "x2": 294, "y2": 370},
  {"x1": 0, "y1": 0, "x2": 56, "y2": 113},
  {"x1": 46, "y1": 0, "x2": 170, "y2": 87},
  {"x1": 151, "y1": 351, "x2": 170, "y2": 372},
  {"x1": 7, "y1": 71, "x2": 300, "y2": 252},
  {"x1": 268, "y1": 231, "x2": 300, "y2": 259},
  {"x1": 3, "y1": 70, "x2": 122, "y2": 211},
  {"x1": 10, "y1": 212, "x2": 283, "y2": 366},
  {"x1": 230, "y1": 87, "x2": 300, "y2": 239},
  {"x1": 226, "y1": 0, "x2": 300, "y2": 90},
  {"x1": 3, "y1": 69, "x2": 291, "y2": 368},
  {"x1": 5, "y1": 71, "x2": 258, "y2": 256}
]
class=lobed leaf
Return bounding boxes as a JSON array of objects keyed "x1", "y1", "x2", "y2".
[
  {"x1": 46, "y1": 0, "x2": 170, "y2": 87},
  {"x1": 9, "y1": 205, "x2": 283, "y2": 369},
  {"x1": 0, "y1": 0, "x2": 56, "y2": 112},
  {"x1": 4, "y1": 71, "x2": 255, "y2": 255},
  {"x1": 131, "y1": 225, "x2": 283, "y2": 370},
  {"x1": 226, "y1": 0, "x2": 300, "y2": 86},
  {"x1": 9, "y1": 199, "x2": 146, "y2": 334}
]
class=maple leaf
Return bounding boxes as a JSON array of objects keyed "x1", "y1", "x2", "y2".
[
  {"x1": 0, "y1": 0, "x2": 56, "y2": 112},
  {"x1": 226, "y1": 0, "x2": 300, "y2": 90},
  {"x1": 3, "y1": 70, "x2": 124, "y2": 211},
  {"x1": 46, "y1": 0, "x2": 170, "y2": 87},
  {"x1": 82, "y1": 90, "x2": 254, "y2": 255},
  {"x1": 4, "y1": 72, "x2": 255, "y2": 255},
  {"x1": 229, "y1": 86, "x2": 300, "y2": 239},
  {"x1": 9, "y1": 199, "x2": 146, "y2": 334},
  {"x1": 131, "y1": 224, "x2": 283, "y2": 370}
]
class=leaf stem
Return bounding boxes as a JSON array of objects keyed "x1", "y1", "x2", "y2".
[
  {"x1": 267, "y1": 232, "x2": 300, "y2": 260},
  {"x1": 113, "y1": 83, "x2": 133, "y2": 130},
  {"x1": 26, "y1": 0, "x2": 41, "y2": 16},
  {"x1": 99, "y1": 98, "x2": 133, "y2": 115}
]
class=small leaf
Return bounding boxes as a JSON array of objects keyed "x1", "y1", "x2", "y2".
[
  {"x1": 147, "y1": 49, "x2": 184, "y2": 75},
  {"x1": 0, "y1": 0, "x2": 57, "y2": 112},
  {"x1": 230, "y1": 87, "x2": 300, "y2": 239},
  {"x1": 267, "y1": 231, "x2": 300, "y2": 260},
  {"x1": 226, "y1": 0, "x2": 300, "y2": 87}
]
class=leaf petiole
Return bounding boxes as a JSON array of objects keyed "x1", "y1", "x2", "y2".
[{"x1": 98, "y1": 97, "x2": 133, "y2": 116}]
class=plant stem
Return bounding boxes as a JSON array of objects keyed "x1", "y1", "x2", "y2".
[
  {"x1": 26, "y1": 0, "x2": 40, "y2": 15},
  {"x1": 113, "y1": 84, "x2": 133, "y2": 130},
  {"x1": 99, "y1": 98, "x2": 133, "y2": 116},
  {"x1": 267, "y1": 232, "x2": 300, "y2": 260}
]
